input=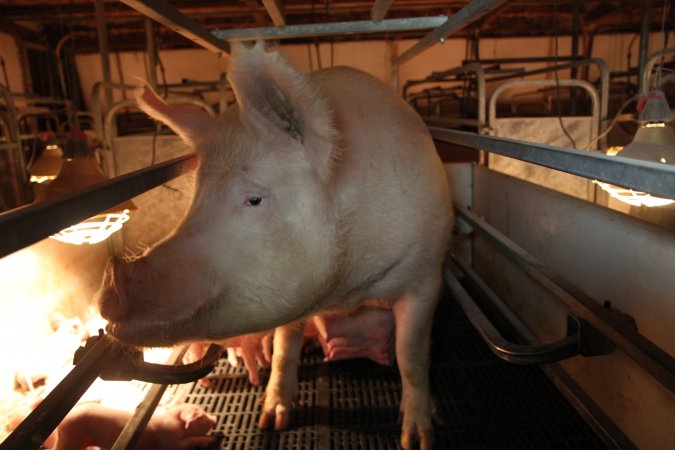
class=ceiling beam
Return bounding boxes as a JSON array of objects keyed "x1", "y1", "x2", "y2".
[
  {"x1": 371, "y1": 0, "x2": 395, "y2": 20},
  {"x1": 262, "y1": 0, "x2": 286, "y2": 26},
  {"x1": 118, "y1": 0, "x2": 230, "y2": 54},
  {"x1": 214, "y1": 16, "x2": 448, "y2": 42},
  {"x1": 394, "y1": 0, "x2": 508, "y2": 66}
]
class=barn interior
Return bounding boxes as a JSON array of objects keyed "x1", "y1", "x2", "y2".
[{"x1": 0, "y1": 1, "x2": 674, "y2": 449}]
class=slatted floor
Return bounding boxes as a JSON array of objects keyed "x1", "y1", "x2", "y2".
[{"x1": 180, "y1": 292, "x2": 608, "y2": 450}]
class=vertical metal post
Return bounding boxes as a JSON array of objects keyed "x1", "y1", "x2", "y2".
[
  {"x1": 145, "y1": 17, "x2": 158, "y2": 89},
  {"x1": 371, "y1": 0, "x2": 395, "y2": 21},
  {"x1": 0, "y1": 85, "x2": 29, "y2": 207},
  {"x1": 94, "y1": 0, "x2": 113, "y2": 111},
  {"x1": 637, "y1": 0, "x2": 653, "y2": 92},
  {"x1": 389, "y1": 41, "x2": 399, "y2": 92},
  {"x1": 570, "y1": 0, "x2": 580, "y2": 115}
]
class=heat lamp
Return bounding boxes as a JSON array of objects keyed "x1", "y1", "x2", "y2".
[
  {"x1": 34, "y1": 130, "x2": 135, "y2": 245},
  {"x1": 29, "y1": 132, "x2": 63, "y2": 184},
  {"x1": 595, "y1": 89, "x2": 675, "y2": 207}
]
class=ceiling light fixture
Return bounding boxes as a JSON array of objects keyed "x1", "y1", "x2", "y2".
[
  {"x1": 29, "y1": 132, "x2": 63, "y2": 184},
  {"x1": 595, "y1": 89, "x2": 675, "y2": 207},
  {"x1": 34, "y1": 130, "x2": 135, "y2": 245}
]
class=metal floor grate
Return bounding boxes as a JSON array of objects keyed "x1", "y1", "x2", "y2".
[{"x1": 180, "y1": 293, "x2": 608, "y2": 450}]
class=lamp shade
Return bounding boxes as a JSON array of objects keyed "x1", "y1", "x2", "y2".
[
  {"x1": 595, "y1": 89, "x2": 674, "y2": 208},
  {"x1": 616, "y1": 123, "x2": 675, "y2": 164},
  {"x1": 29, "y1": 133, "x2": 63, "y2": 183},
  {"x1": 33, "y1": 131, "x2": 136, "y2": 245}
]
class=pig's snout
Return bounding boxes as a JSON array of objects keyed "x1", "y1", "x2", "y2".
[{"x1": 98, "y1": 256, "x2": 130, "y2": 322}]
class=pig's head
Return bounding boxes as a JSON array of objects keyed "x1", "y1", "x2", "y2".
[{"x1": 98, "y1": 43, "x2": 342, "y2": 347}]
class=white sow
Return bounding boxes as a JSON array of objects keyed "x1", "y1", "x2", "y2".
[{"x1": 97, "y1": 43, "x2": 453, "y2": 450}]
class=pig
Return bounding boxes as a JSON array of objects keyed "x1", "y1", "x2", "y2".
[
  {"x1": 185, "y1": 306, "x2": 395, "y2": 386},
  {"x1": 97, "y1": 42, "x2": 452, "y2": 450}
]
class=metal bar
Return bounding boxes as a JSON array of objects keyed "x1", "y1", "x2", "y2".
[
  {"x1": 641, "y1": 47, "x2": 675, "y2": 94},
  {"x1": 262, "y1": 0, "x2": 286, "y2": 26},
  {"x1": 213, "y1": 16, "x2": 448, "y2": 41},
  {"x1": 0, "y1": 334, "x2": 123, "y2": 450},
  {"x1": 570, "y1": 0, "x2": 580, "y2": 115},
  {"x1": 145, "y1": 16, "x2": 158, "y2": 89},
  {"x1": 94, "y1": 0, "x2": 113, "y2": 112},
  {"x1": 637, "y1": 0, "x2": 653, "y2": 94},
  {"x1": 0, "y1": 153, "x2": 196, "y2": 259},
  {"x1": 543, "y1": 364, "x2": 638, "y2": 450},
  {"x1": 423, "y1": 116, "x2": 480, "y2": 129},
  {"x1": 429, "y1": 127, "x2": 675, "y2": 200},
  {"x1": 461, "y1": 56, "x2": 583, "y2": 65},
  {"x1": 483, "y1": 58, "x2": 610, "y2": 125},
  {"x1": 445, "y1": 267, "x2": 580, "y2": 365},
  {"x1": 403, "y1": 63, "x2": 486, "y2": 130},
  {"x1": 119, "y1": 0, "x2": 230, "y2": 54},
  {"x1": 455, "y1": 204, "x2": 675, "y2": 394},
  {"x1": 452, "y1": 221, "x2": 636, "y2": 448},
  {"x1": 487, "y1": 78, "x2": 600, "y2": 147},
  {"x1": 371, "y1": 0, "x2": 395, "y2": 20},
  {"x1": 393, "y1": 0, "x2": 508, "y2": 67},
  {"x1": 110, "y1": 346, "x2": 187, "y2": 450},
  {"x1": 0, "y1": 84, "x2": 28, "y2": 208},
  {"x1": 103, "y1": 97, "x2": 215, "y2": 162}
]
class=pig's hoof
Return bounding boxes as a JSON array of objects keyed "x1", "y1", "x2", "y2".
[
  {"x1": 258, "y1": 388, "x2": 296, "y2": 431},
  {"x1": 258, "y1": 399, "x2": 293, "y2": 431},
  {"x1": 401, "y1": 427, "x2": 434, "y2": 450},
  {"x1": 399, "y1": 406, "x2": 434, "y2": 450}
]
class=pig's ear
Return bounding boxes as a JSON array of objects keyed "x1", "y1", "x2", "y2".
[
  {"x1": 228, "y1": 42, "x2": 337, "y2": 178},
  {"x1": 135, "y1": 84, "x2": 215, "y2": 149}
]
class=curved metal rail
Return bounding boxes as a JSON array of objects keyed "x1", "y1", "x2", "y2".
[
  {"x1": 445, "y1": 266, "x2": 582, "y2": 365},
  {"x1": 640, "y1": 47, "x2": 675, "y2": 94},
  {"x1": 454, "y1": 203, "x2": 675, "y2": 394},
  {"x1": 487, "y1": 78, "x2": 601, "y2": 148},
  {"x1": 0, "y1": 332, "x2": 222, "y2": 450}
]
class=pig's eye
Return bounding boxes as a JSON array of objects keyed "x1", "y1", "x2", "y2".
[{"x1": 245, "y1": 196, "x2": 264, "y2": 207}]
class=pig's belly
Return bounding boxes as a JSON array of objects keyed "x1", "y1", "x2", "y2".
[{"x1": 307, "y1": 304, "x2": 395, "y2": 366}]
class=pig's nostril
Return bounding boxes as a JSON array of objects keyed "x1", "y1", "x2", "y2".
[{"x1": 98, "y1": 256, "x2": 129, "y2": 321}]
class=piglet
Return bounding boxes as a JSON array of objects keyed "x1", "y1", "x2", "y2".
[{"x1": 97, "y1": 42, "x2": 452, "y2": 449}]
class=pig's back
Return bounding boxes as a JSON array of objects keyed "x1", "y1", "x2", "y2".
[{"x1": 310, "y1": 67, "x2": 452, "y2": 305}]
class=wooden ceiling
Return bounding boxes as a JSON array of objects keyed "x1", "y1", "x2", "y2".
[{"x1": 0, "y1": 1, "x2": 671, "y2": 53}]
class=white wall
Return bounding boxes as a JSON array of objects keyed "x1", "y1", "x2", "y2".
[{"x1": 69, "y1": 31, "x2": 674, "y2": 113}]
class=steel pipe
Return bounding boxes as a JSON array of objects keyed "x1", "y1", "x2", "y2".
[
  {"x1": 404, "y1": 63, "x2": 486, "y2": 131},
  {"x1": 0, "y1": 334, "x2": 123, "y2": 450},
  {"x1": 262, "y1": 0, "x2": 286, "y2": 26},
  {"x1": 429, "y1": 127, "x2": 675, "y2": 200},
  {"x1": 640, "y1": 47, "x2": 675, "y2": 94},
  {"x1": 455, "y1": 204, "x2": 675, "y2": 394},
  {"x1": 119, "y1": 0, "x2": 230, "y2": 54},
  {"x1": 371, "y1": 0, "x2": 395, "y2": 20},
  {"x1": 110, "y1": 346, "x2": 188, "y2": 450},
  {"x1": 445, "y1": 266, "x2": 581, "y2": 365},
  {"x1": 213, "y1": 16, "x2": 448, "y2": 41},
  {"x1": 484, "y1": 58, "x2": 610, "y2": 127},
  {"x1": 0, "y1": 153, "x2": 196, "y2": 259},
  {"x1": 393, "y1": 0, "x2": 508, "y2": 67},
  {"x1": 487, "y1": 78, "x2": 600, "y2": 147}
]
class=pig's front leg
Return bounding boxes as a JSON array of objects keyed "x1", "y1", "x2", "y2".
[
  {"x1": 392, "y1": 276, "x2": 441, "y2": 450},
  {"x1": 258, "y1": 321, "x2": 304, "y2": 431}
]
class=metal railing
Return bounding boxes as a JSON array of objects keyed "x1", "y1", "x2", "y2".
[{"x1": 487, "y1": 78, "x2": 601, "y2": 147}]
